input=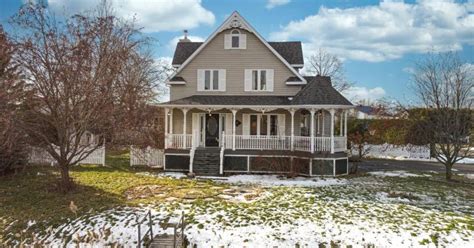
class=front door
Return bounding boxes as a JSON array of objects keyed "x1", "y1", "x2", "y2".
[{"x1": 205, "y1": 114, "x2": 220, "y2": 147}]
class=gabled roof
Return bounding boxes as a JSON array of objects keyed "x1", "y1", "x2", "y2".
[
  {"x1": 291, "y1": 76, "x2": 353, "y2": 106},
  {"x1": 169, "y1": 11, "x2": 306, "y2": 84},
  {"x1": 172, "y1": 41, "x2": 303, "y2": 66}
]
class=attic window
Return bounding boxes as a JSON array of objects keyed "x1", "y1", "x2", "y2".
[
  {"x1": 231, "y1": 29, "x2": 240, "y2": 48},
  {"x1": 225, "y1": 29, "x2": 246, "y2": 49}
]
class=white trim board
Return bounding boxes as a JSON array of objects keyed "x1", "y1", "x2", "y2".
[{"x1": 168, "y1": 11, "x2": 307, "y2": 85}]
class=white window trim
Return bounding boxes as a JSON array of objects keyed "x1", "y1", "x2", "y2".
[
  {"x1": 230, "y1": 29, "x2": 240, "y2": 49},
  {"x1": 250, "y1": 69, "x2": 269, "y2": 92},
  {"x1": 249, "y1": 114, "x2": 279, "y2": 137},
  {"x1": 202, "y1": 69, "x2": 220, "y2": 91}
]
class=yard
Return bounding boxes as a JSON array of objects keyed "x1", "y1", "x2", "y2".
[{"x1": 1, "y1": 153, "x2": 473, "y2": 247}]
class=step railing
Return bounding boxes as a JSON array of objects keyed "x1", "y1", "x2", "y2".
[{"x1": 137, "y1": 210, "x2": 154, "y2": 248}]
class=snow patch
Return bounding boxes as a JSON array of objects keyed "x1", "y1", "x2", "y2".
[
  {"x1": 223, "y1": 175, "x2": 347, "y2": 187},
  {"x1": 368, "y1": 170, "x2": 428, "y2": 178}
]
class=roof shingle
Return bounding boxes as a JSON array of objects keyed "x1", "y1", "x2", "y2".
[
  {"x1": 161, "y1": 76, "x2": 352, "y2": 106},
  {"x1": 171, "y1": 41, "x2": 304, "y2": 66}
]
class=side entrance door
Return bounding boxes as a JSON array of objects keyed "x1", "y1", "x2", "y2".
[{"x1": 205, "y1": 114, "x2": 220, "y2": 147}]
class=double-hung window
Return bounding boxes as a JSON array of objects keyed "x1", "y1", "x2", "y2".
[
  {"x1": 198, "y1": 69, "x2": 226, "y2": 91},
  {"x1": 245, "y1": 69, "x2": 273, "y2": 92},
  {"x1": 249, "y1": 114, "x2": 278, "y2": 136},
  {"x1": 204, "y1": 70, "x2": 219, "y2": 90},
  {"x1": 252, "y1": 70, "x2": 267, "y2": 91}
]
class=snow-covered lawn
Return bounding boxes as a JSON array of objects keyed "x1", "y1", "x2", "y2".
[{"x1": 24, "y1": 173, "x2": 474, "y2": 247}]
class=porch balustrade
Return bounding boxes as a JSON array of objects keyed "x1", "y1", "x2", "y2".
[
  {"x1": 166, "y1": 134, "x2": 192, "y2": 149},
  {"x1": 164, "y1": 107, "x2": 350, "y2": 153}
]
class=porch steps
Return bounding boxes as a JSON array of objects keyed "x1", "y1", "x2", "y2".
[{"x1": 192, "y1": 148, "x2": 221, "y2": 176}]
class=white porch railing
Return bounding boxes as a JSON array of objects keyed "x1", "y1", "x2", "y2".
[
  {"x1": 167, "y1": 133, "x2": 346, "y2": 153},
  {"x1": 166, "y1": 134, "x2": 192, "y2": 149},
  {"x1": 293, "y1": 136, "x2": 311, "y2": 152},
  {"x1": 315, "y1": 137, "x2": 332, "y2": 152},
  {"x1": 228, "y1": 135, "x2": 290, "y2": 150},
  {"x1": 334, "y1": 136, "x2": 347, "y2": 152}
]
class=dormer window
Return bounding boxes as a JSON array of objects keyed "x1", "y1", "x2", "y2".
[
  {"x1": 224, "y1": 29, "x2": 246, "y2": 49},
  {"x1": 231, "y1": 29, "x2": 240, "y2": 48}
]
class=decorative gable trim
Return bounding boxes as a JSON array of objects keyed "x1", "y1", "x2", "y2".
[{"x1": 169, "y1": 11, "x2": 306, "y2": 84}]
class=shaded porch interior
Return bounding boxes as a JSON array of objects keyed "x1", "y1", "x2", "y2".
[{"x1": 164, "y1": 107, "x2": 348, "y2": 154}]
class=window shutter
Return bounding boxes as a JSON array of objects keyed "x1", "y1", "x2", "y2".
[
  {"x1": 242, "y1": 114, "x2": 250, "y2": 136},
  {"x1": 219, "y1": 69, "x2": 226, "y2": 91},
  {"x1": 240, "y1": 34, "x2": 246, "y2": 49},
  {"x1": 244, "y1": 69, "x2": 252, "y2": 91},
  {"x1": 267, "y1": 69, "x2": 274, "y2": 92},
  {"x1": 225, "y1": 113, "x2": 232, "y2": 135},
  {"x1": 224, "y1": 34, "x2": 231, "y2": 49},
  {"x1": 197, "y1": 69, "x2": 204, "y2": 91},
  {"x1": 278, "y1": 114, "x2": 286, "y2": 136}
]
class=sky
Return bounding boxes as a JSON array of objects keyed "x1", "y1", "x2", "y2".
[{"x1": 1, "y1": 0, "x2": 473, "y2": 104}]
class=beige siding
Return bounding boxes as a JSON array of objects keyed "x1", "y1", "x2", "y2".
[{"x1": 170, "y1": 29, "x2": 302, "y2": 100}]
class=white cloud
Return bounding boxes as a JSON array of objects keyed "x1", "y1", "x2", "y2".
[
  {"x1": 46, "y1": 0, "x2": 215, "y2": 32},
  {"x1": 343, "y1": 86, "x2": 386, "y2": 103},
  {"x1": 167, "y1": 35, "x2": 205, "y2": 51},
  {"x1": 270, "y1": 0, "x2": 474, "y2": 62},
  {"x1": 266, "y1": 0, "x2": 291, "y2": 9}
]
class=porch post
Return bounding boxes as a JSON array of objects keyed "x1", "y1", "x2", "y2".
[
  {"x1": 310, "y1": 109, "x2": 315, "y2": 153},
  {"x1": 170, "y1": 109, "x2": 174, "y2": 134},
  {"x1": 182, "y1": 108, "x2": 189, "y2": 149},
  {"x1": 344, "y1": 110, "x2": 347, "y2": 148},
  {"x1": 232, "y1": 109, "x2": 237, "y2": 151},
  {"x1": 330, "y1": 109, "x2": 335, "y2": 154},
  {"x1": 340, "y1": 111, "x2": 343, "y2": 136},
  {"x1": 164, "y1": 108, "x2": 169, "y2": 149},
  {"x1": 290, "y1": 109, "x2": 295, "y2": 151}
]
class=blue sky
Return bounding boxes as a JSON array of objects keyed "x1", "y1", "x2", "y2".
[{"x1": 1, "y1": 0, "x2": 473, "y2": 103}]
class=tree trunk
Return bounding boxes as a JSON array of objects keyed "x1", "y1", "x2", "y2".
[
  {"x1": 358, "y1": 144, "x2": 363, "y2": 161},
  {"x1": 445, "y1": 163, "x2": 453, "y2": 181},
  {"x1": 59, "y1": 163, "x2": 73, "y2": 192}
]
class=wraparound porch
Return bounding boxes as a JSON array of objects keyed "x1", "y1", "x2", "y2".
[{"x1": 162, "y1": 105, "x2": 349, "y2": 154}]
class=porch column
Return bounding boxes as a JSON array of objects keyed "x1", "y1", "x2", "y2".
[
  {"x1": 164, "y1": 108, "x2": 169, "y2": 149},
  {"x1": 330, "y1": 109, "x2": 335, "y2": 154},
  {"x1": 182, "y1": 108, "x2": 189, "y2": 149},
  {"x1": 344, "y1": 110, "x2": 348, "y2": 137},
  {"x1": 344, "y1": 110, "x2": 348, "y2": 149},
  {"x1": 170, "y1": 109, "x2": 174, "y2": 134},
  {"x1": 310, "y1": 109, "x2": 316, "y2": 153},
  {"x1": 232, "y1": 109, "x2": 237, "y2": 151},
  {"x1": 290, "y1": 109, "x2": 295, "y2": 151},
  {"x1": 340, "y1": 111, "x2": 343, "y2": 136}
]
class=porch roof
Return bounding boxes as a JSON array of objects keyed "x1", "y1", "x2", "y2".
[
  {"x1": 160, "y1": 76, "x2": 353, "y2": 108},
  {"x1": 162, "y1": 95, "x2": 292, "y2": 106}
]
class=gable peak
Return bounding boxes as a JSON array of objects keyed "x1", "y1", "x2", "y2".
[{"x1": 220, "y1": 11, "x2": 252, "y2": 33}]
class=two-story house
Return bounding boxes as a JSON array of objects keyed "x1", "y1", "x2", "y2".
[{"x1": 160, "y1": 11, "x2": 353, "y2": 176}]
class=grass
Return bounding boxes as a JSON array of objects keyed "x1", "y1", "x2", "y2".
[
  {"x1": 0, "y1": 152, "x2": 473, "y2": 246},
  {"x1": 0, "y1": 151, "x2": 222, "y2": 245}
]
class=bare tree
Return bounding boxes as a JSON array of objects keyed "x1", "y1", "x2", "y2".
[
  {"x1": 411, "y1": 52, "x2": 473, "y2": 180},
  {"x1": 11, "y1": 2, "x2": 156, "y2": 191},
  {"x1": 306, "y1": 48, "x2": 352, "y2": 92},
  {"x1": 0, "y1": 25, "x2": 30, "y2": 174}
]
